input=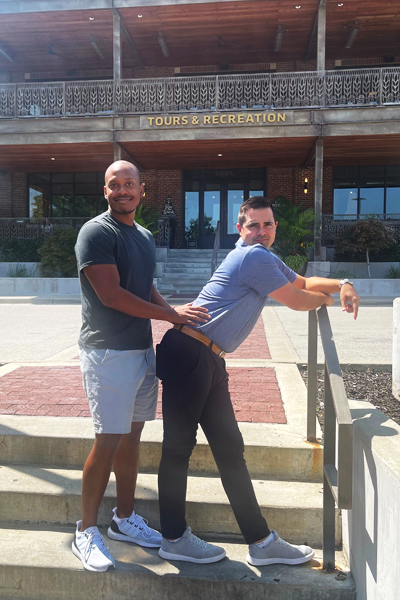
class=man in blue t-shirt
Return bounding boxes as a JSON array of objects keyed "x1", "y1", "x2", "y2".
[{"x1": 156, "y1": 196, "x2": 360, "y2": 566}]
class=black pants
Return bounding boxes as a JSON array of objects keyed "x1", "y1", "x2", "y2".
[{"x1": 156, "y1": 328, "x2": 270, "y2": 544}]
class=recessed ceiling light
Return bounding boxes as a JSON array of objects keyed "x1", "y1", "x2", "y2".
[
  {"x1": 338, "y1": 3, "x2": 344, "y2": 6},
  {"x1": 89, "y1": 17, "x2": 95, "y2": 21},
  {"x1": 51, "y1": 157, "x2": 55, "y2": 160},
  {"x1": 218, "y1": 154, "x2": 223, "y2": 157},
  {"x1": 295, "y1": 5, "x2": 301, "y2": 8},
  {"x1": 137, "y1": 14, "x2": 143, "y2": 18}
]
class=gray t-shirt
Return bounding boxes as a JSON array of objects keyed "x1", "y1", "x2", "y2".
[
  {"x1": 192, "y1": 239, "x2": 297, "y2": 353},
  {"x1": 75, "y1": 211, "x2": 156, "y2": 351}
]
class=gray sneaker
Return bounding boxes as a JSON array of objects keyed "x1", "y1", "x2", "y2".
[
  {"x1": 158, "y1": 527, "x2": 226, "y2": 564},
  {"x1": 247, "y1": 530, "x2": 314, "y2": 566}
]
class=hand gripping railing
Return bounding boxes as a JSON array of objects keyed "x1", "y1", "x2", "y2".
[
  {"x1": 307, "y1": 306, "x2": 353, "y2": 572},
  {"x1": 211, "y1": 220, "x2": 220, "y2": 276}
]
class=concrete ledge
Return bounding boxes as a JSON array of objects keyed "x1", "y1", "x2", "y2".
[{"x1": 343, "y1": 400, "x2": 400, "y2": 600}]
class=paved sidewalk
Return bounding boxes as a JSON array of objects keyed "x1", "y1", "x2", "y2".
[{"x1": 0, "y1": 299, "x2": 393, "y2": 428}]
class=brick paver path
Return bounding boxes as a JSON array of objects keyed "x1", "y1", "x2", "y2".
[{"x1": 0, "y1": 316, "x2": 285, "y2": 423}]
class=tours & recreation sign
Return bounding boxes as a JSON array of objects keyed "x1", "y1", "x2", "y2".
[{"x1": 141, "y1": 111, "x2": 291, "y2": 129}]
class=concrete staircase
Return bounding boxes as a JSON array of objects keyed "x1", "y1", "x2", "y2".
[
  {"x1": 0, "y1": 415, "x2": 355, "y2": 600},
  {"x1": 157, "y1": 249, "x2": 231, "y2": 295}
]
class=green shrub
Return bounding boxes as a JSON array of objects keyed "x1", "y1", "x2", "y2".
[
  {"x1": 0, "y1": 238, "x2": 44, "y2": 262},
  {"x1": 335, "y1": 242, "x2": 400, "y2": 262},
  {"x1": 386, "y1": 265, "x2": 400, "y2": 279},
  {"x1": 6, "y1": 263, "x2": 28, "y2": 277},
  {"x1": 283, "y1": 254, "x2": 308, "y2": 274},
  {"x1": 38, "y1": 228, "x2": 78, "y2": 277}
]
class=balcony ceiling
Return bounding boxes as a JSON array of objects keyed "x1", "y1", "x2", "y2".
[
  {"x1": 1, "y1": 134, "x2": 400, "y2": 172},
  {"x1": 0, "y1": 0, "x2": 399, "y2": 75}
]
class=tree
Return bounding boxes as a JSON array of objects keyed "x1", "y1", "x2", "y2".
[
  {"x1": 38, "y1": 227, "x2": 78, "y2": 277},
  {"x1": 272, "y1": 196, "x2": 315, "y2": 273},
  {"x1": 334, "y1": 216, "x2": 397, "y2": 278}
]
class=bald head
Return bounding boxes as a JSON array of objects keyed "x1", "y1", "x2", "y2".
[{"x1": 105, "y1": 160, "x2": 140, "y2": 185}]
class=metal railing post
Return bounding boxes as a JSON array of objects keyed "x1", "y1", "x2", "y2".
[
  {"x1": 215, "y1": 75, "x2": 219, "y2": 112},
  {"x1": 379, "y1": 68, "x2": 384, "y2": 106},
  {"x1": 323, "y1": 362, "x2": 336, "y2": 571},
  {"x1": 14, "y1": 84, "x2": 18, "y2": 118},
  {"x1": 307, "y1": 309, "x2": 318, "y2": 441},
  {"x1": 62, "y1": 81, "x2": 66, "y2": 116}
]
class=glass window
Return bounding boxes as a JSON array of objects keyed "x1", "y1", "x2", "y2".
[
  {"x1": 359, "y1": 188, "x2": 384, "y2": 216},
  {"x1": 29, "y1": 185, "x2": 50, "y2": 218},
  {"x1": 75, "y1": 195, "x2": 98, "y2": 218},
  {"x1": 51, "y1": 195, "x2": 74, "y2": 217},
  {"x1": 333, "y1": 189, "x2": 358, "y2": 219},
  {"x1": 75, "y1": 183, "x2": 98, "y2": 195},
  {"x1": 386, "y1": 188, "x2": 400, "y2": 216},
  {"x1": 52, "y1": 173, "x2": 73, "y2": 184},
  {"x1": 75, "y1": 172, "x2": 97, "y2": 183}
]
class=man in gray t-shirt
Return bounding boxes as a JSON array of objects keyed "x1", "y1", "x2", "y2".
[
  {"x1": 72, "y1": 160, "x2": 209, "y2": 573},
  {"x1": 156, "y1": 196, "x2": 360, "y2": 566}
]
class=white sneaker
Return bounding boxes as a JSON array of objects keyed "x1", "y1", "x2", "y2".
[
  {"x1": 72, "y1": 520, "x2": 115, "y2": 572},
  {"x1": 107, "y1": 507, "x2": 162, "y2": 548}
]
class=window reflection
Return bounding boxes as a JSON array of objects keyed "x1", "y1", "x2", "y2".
[
  {"x1": 227, "y1": 189, "x2": 244, "y2": 234},
  {"x1": 333, "y1": 189, "x2": 358, "y2": 219},
  {"x1": 28, "y1": 172, "x2": 107, "y2": 218},
  {"x1": 359, "y1": 188, "x2": 384, "y2": 216}
]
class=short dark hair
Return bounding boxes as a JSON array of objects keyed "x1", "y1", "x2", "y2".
[{"x1": 238, "y1": 196, "x2": 276, "y2": 227}]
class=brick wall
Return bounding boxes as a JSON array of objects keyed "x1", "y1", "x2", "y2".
[
  {"x1": 0, "y1": 172, "x2": 28, "y2": 218},
  {"x1": 11, "y1": 172, "x2": 28, "y2": 217},
  {"x1": 0, "y1": 171, "x2": 12, "y2": 218},
  {"x1": 268, "y1": 166, "x2": 333, "y2": 212},
  {"x1": 141, "y1": 169, "x2": 182, "y2": 248}
]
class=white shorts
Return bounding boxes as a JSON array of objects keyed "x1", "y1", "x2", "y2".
[{"x1": 79, "y1": 346, "x2": 158, "y2": 434}]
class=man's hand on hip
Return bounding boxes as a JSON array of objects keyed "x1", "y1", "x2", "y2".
[{"x1": 170, "y1": 303, "x2": 211, "y2": 326}]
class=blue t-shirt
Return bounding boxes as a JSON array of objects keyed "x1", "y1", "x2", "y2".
[{"x1": 192, "y1": 239, "x2": 297, "y2": 353}]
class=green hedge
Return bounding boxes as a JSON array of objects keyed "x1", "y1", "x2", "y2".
[
  {"x1": 38, "y1": 228, "x2": 78, "y2": 277},
  {"x1": 0, "y1": 238, "x2": 44, "y2": 262}
]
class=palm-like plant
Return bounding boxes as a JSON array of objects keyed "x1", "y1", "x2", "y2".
[
  {"x1": 134, "y1": 204, "x2": 161, "y2": 234},
  {"x1": 272, "y1": 196, "x2": 315, "y2": 273}
]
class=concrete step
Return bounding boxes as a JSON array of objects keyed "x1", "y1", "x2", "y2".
[
  {"x1": 0, "y1": 527, "x2": 356, "y2": 600},
  {"x1": 163, "y1": 267, "x2": 213, "y2": 273},
  {"x1": 0, "y1": 467, "x2": 339, "y2": 546},
  {"x1": 0, "y1": 417, "x2": 322, "y2": 482}
]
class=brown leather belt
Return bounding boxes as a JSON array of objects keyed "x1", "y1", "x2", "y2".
[{"x1": 173, "y1": 324, "x2": 226, "y2": 358}]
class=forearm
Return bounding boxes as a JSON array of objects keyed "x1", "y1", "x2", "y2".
[
  {"x1": 303, "y1": 277, "x2": 340, "y2": 294},
  {"x1": 105, "y1": 286, "x2": 176, "y2": 322},
  {"x1": 294, "y1": 289, "x2": 333, "y2": 311},
  {"x1": 150, "y1": 285, "x2": 172, "y2": 310}
]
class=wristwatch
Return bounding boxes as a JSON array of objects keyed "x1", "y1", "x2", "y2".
[{"x1": 339, "y1": 279, "x2": 354, "y2": 289}]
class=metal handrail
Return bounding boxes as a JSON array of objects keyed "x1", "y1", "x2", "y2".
[
  {"x1": 211, "y1": 220, "x2": 220, "y2": 275},
  {"x1": 1, "y1": 66, "x2": 400, "y2": 118},
  {"x1": 307, "y1": 306, "x2": 353, "y2": 571}
]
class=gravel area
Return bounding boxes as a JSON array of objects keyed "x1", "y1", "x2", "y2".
[{"x1": 300, "y1": 368, "x2": 400, "y2": 429}]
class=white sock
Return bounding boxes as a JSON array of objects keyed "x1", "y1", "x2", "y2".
[
  {"x1": 114, "y1": 510, "x2": 134, "y2": 523},
  {"x1": 168, "y1": 537, "x2": 182, "y2": 543},
  {"x1": 255, "y1": 532, "x2": 274, "y2": 549}
]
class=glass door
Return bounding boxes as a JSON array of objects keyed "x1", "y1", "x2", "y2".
[
  {"x1": 200, "y1": 184, "x2": 221, "y2": 249},
  {"x1": 222, "y1": 184, "x2": 245, "y2": 248}
]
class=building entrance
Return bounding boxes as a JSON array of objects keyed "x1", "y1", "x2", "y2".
[{"x1": 183, "y1": 168, "x2": 267, "y2": 249}]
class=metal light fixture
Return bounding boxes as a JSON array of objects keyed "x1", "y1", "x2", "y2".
[
  {"x1": 89, "y1": 17, "x2": 95, "y2": 21},
  {"x1": 90, "y1": 36, "x2": 105, "y2": 60},
  {"x1": 218, "y1": 154, "x2": 223, "y2": 157},
  {"x1": 304, "y1": 178, "x2": 308, "y2": 194},
  {"x1": 346, "y1": 21, "x2": 359, "y2": 49},
  {"x1": 275, "y1": 25, "x2": 283, "y2": 52},
  {"x1": 158, "y1": 31, "x2": 169, "y2": 57},
  {"x1": 0, "y1": 44, "x2": 14, "y2": 62}
]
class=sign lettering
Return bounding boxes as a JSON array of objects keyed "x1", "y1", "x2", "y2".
[{"x1": 145, "y1": 112, "x2": 286, "y2": 128}]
